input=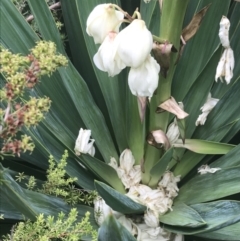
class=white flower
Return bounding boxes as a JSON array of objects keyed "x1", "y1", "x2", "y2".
[
  {"x1": 86, "y1": 4, "x2": 124, "y2": 44},
  {"x1": 120, "y1": 149, "x2": 135, "y2": 174},
  {"x1": 94, "y1": 197, "x2": 112, "y2": 225},
  {"x1": 215, "y1": 16, "x2": 235, "y2": 84},
  {"x1": 144, "y1": 210, "x2": 159, "y2": 228},
  {"x1": 215, "y1": 48, "x2": 235, "y2": 84},
  {"x1": 198, "y1": 165, "x2": 221, "y2": 175},
  {"x1": 74, "y1": 128, "x2": 95, "y2": 156},
  {"x1": 195, "y1": 93, "x2": 219, "y2": 126},
  {"x1": 128, "y1": 55, "x2": 160, "y2": 97},
  {"x1": 166, "y1": 118, "x2": 180, "y2": 145},
  {"x1": 93, "y1": 32, "x2": 126, "y2": 76},
  {"x1": 114, "y1": 19, "x2": 153, "y2": 68}
]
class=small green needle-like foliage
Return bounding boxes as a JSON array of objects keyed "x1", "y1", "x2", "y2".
[
  {"x1": 2, "y1": 209, "x2": 97, "y2": 241},
  {"x1": 16, "y1": 150, "x2": 98, "y2": 205}
]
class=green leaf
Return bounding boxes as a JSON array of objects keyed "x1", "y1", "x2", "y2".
[
  {"x1": 164, "y1": 201, "x2": 240, "y2": 235},
  {"x1": 149, "y1": 148, "x2": 174, "y2": 187},
  {"x1": 175, "y1": 166, "x2": 240, "y2": 204},
  {"x1": 160, "y1": 203, "x2": 206, "y2": 228},
  {"x1": 173, "y1": 139, "x2": 235, "y2": 154},
  {"x1": 173, "y1": 122, "x2": 236, "y2": 178},
  {"x1": 98, "y1": 214, "x2": 137, "y2": 241},
  {"x1": 126, "y1": 89, "x2": 145, "y2": 165},
  {"x1": 95, "y1": 181, "x2": 146, "y2": 214},
  {"x1": 210, "y1": 144, "x2": 240, "y2": 169},
  {"x1": 79, "y1": 155, "x2": 125, "y2": 193},
  {"x1": 140, "y1": 0, "x2": 160, "y2": 35},
  {"x1": 196, "y1": 221, "x2": 240, "y2": 240}
]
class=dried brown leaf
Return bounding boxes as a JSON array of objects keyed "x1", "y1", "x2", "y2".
[{"x1": 182, "y1": 4, "x2": 211, "y2": 42}]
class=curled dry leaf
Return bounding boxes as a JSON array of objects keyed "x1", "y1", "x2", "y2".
[
  {"x1": 147, "y1": 130, "x2": 170, "y2": 150},
  {"x1": 157, "y1": 96, "x2": 189, "y2": 119},
  {"x1": 176, "y1": 4, "x2": 211, "y2": 64},
  {"x1": 182, "y1": 4, "x2": 211, "y2": 42},
  {"x1": 152, "y1": 42, "x2": 177, "y2": 78}
]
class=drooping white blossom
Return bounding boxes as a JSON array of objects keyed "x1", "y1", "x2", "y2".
[
  {"x1": 86, "y1": 4, "x2": 124, "y2": 44},
  {"x1": 114, "y1": 19, "x2": 153, "y2": 68},
  {"x1": 93, "y1": 32, "x2": 126, "y2": 76},
  {"x1": 128, "y1": 55, "x2": 160, "y2": 97},
  {"x1": 198, "y1": 165, "x2": 221, "y2": 175},
  {"x1": 215, "y1": 16, "x2": 235, "y2": 84},
  {"x1": 74, "y1": 128, "x2": 95, "y2": 156},
  {"x1": 195, "y1": 93, "x2": 219, "y2": 126}
]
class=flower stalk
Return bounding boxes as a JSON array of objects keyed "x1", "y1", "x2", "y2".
[{"x1": 143, "y1": 0, "x2": 190, "y2": 184}]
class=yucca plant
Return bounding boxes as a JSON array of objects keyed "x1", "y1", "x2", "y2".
[{"x1": 1, "y1": 0, "x2": 240, "y2": 240}]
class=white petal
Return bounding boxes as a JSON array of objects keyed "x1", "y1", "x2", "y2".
[
  {"x1": 144, "y1": 210, "x2": 159, "y2": 228},
  {"x1": 128, "y1": 55, "x2": 160, "y2": 97},
  {"x1": 225, "y1": 48, "x2": 235, "y2": 84},
  {"x1": 195, "y1": 93, "x2": 219, "y2": 126},
  {"x1": 93, "y1": 32, "x2": 126, "y2": 76},
  {"x1": 215, "y1": 50, "x2": 227, "y2": 82},
  {"x1": 115, "y1": 19, "x2": 153, "y2": 67},
  {"x1": 86, "y1": 4, "x2": 124, "y2": 44},
  {"x1": 119, "y1": 149, "x2": 135, "y2": 174},
  {"x1": 198, "y1": 165, "x2": 221, "y2": 175},
  {"x1": 218, "y1": 16, "x2": 230, "y2": 48}
]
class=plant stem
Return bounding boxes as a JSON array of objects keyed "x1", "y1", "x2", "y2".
[{"x1": 142, "y1": 0, "x2": 189, "y2": 185}]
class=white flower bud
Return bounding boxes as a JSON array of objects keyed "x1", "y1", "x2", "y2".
[
  {"x1": 86, "y1": 4, "x2": 124, "y2": 44},
  {"x1": 94, "y1": 197, "x2": 112, "y2": 225},
  {"x1": 128, "y1": 55, "x2": 160, "y2": 97},
  {"x1": 114, "y1": 19, "x2": 153, "y2": 68},
  {"x1": 74, "y1": 128, "x2": 95, "y2": 156},
  {"x1": 119, "y1": 149, "x2": 135, "y2": 174},
  {"x1": 195, "y1": 93, "x2": 219, "y2": 126},
  {"x1": 144, "y1": 210, "x2": 159, "y2": 228},
  {"x1": 93, "y1": 32, "x2": 126, "y2": 76}
]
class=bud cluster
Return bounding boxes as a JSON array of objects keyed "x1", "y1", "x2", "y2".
[{"x1": 0, "y1": 41, "x2": 67, "y2": 157}]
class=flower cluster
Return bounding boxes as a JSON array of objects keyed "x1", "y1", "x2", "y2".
[
  {"x1": 109, "y1": 149, "x2": 141, "y2": 189},
  {"x1": 94, "y1": 149, "x2": 181, "y2": 241},
  {"x1": 0, "y1": 42, "x2": 68, "y2": 157},
  {"x1": 86, "y1": 4, "x2": 160, "y2": 97},
  {"x1": 215, "y1": 16, "x2": 235, "y2": 84},
  {"x1": 74, "y1": 128, "x2": 95, "y2": 156}
]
